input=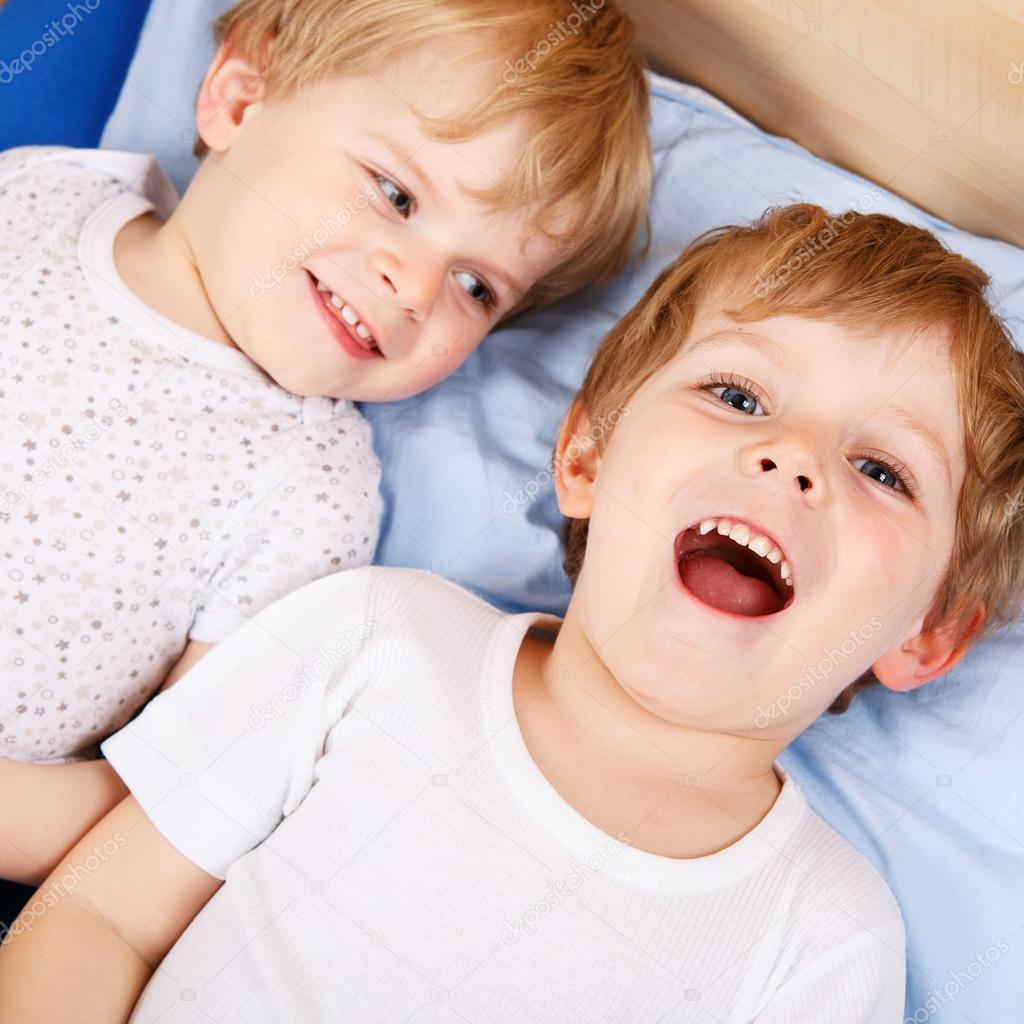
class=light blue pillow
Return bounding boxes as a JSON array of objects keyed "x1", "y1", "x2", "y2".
[{"x1": 102, "y1": 7, "x2": 1024, "y2": 1019}]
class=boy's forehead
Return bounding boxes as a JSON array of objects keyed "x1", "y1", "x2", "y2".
[
  {"x1": 682, "y1": 308, "x2": 955, "y2": 378},
  {"x1": 376, "y1": 39, "x2": 501, "y2": 122}
]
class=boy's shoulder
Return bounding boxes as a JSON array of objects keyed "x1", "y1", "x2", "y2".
[
  {"x1": 0, "y1": 145, "x2": 66, "y2": 186},
  {"x1": 778, "y1": 774, "x2": 906, "y2": 948},
  {"x1": 0, "y1": 145, "x2": 178, "y2": 218},
  {"x1": 353, "y1": 565, "x2": 511, "y2": 639},
  {"x1": 237, "y1": 564, "x2": 515, "y2": 711},
  {"x1": 256, "y1": 565, "x2": 508, "y2": 642}
]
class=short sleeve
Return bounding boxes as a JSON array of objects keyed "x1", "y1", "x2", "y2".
[
  {"x1": 100, "y1": 566, "x2": 382, "y2": 880},
  {"x1": 189, "y1": 404, "x2": 382, "y2": 644},
  {"x1": 752, "y1": 919, "x2": 907, "y2": 1023}
]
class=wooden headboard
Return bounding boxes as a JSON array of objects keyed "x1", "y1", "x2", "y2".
[{"x1": 621, "y1": 0, "x2": 1024, "y2": 249}]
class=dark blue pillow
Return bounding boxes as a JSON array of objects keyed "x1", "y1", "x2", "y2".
[{"x1": 0, "y1": 0, "x2": 151, "y2": 148}]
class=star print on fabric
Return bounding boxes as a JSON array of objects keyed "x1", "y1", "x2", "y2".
[{"x1": 0, "y1": 147, "x2": 382, "y2": 762}]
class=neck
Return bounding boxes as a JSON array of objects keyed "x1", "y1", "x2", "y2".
[
  {"x1": 112, "y1": 184, "x2": 236, "y2": 349},
  {"x1": 523, "y1": 604, "x2": 788, "y2": 794}
]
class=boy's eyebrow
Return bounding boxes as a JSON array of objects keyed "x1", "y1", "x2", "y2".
[
  {"x1": 367, "y1": 131, "x2": 439, "y2": 205},
  {"x1": 478, "y1": 259, "x2": 526, "y2": 302},
  {"x1": 690, "y1": 329, "x2": 789, "y2": 371},
  {"x1": 366, "y1": 130, "x2": 526, "y2": 302},
  {"x1": 691, "y1": 329, "x2": 953, "y2": 493},
  {"x1": 874, "y1": 404, "x2": 953, "y2": 493}
]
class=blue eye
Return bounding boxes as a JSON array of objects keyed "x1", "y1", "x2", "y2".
[
  {"x1": 453, "y1": 270, "x2": 496, "y2": 310},
  {"x1": 372, "y1": 173, "x2": 413, "y2": 218},
  {"x1": 708, "y1": 377, "x2": 765, "y2": 416},
  {"x1": 850, "y1": 453, "x2": 918, "y2": 500},
  {"x1": 697, "y1": 372, "x2": 920, "y2": 502}
]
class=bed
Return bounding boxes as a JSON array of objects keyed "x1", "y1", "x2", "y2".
[{"x1": 3, "y1": 1, "x2": 1023, "y2": 1019}]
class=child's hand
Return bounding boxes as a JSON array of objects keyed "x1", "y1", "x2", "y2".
[
  {"x1": 0, "y1": 640, "x2": 214, "y2": 885},
  {"x1": 0, "y1": 794, "x2": 221, "y2": 1022}
]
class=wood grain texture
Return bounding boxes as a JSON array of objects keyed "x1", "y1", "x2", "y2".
[{"x1": 621, "y1": 0, "x2": 1024, "y2": 246}]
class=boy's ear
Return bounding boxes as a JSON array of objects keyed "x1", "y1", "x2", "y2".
[
  {"x1": 872, "y1": 597, "x2": 986, "y2": 693},
  {"x1": 195, "y1": 33, "x2": 272, "y2": 154},
  {"x1": 553, "y1": 399, "x2": 600, "y2": 518}
]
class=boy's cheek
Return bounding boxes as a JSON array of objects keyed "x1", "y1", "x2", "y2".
[
  {"x1": 583, "y1": 494, "x2": 661, "y2": 605},
  {"x1": 410, "y1": 328, "x2": 484, "y2": 388},
  {"x1": 597, "y1": 429, "x2": 683, "y2": 530}
]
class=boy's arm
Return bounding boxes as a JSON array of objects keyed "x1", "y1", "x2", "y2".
[
  {"x1": 0, "y1": 794, "x2": 222, "y2": 1023},
  {"x1": 1, "y1": 568, "x2": 376, "y2": 1020},
  {"x1": 0, "y1": 640, "x2": 216, "y2": 886}
]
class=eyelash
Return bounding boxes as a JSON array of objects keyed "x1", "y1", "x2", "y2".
[
  {"x1": 368, "y1": 170, "x2": 498, "y2": 313},
  {"x1": 695, "y1": 371, "x2": 920, "y2": 502}
]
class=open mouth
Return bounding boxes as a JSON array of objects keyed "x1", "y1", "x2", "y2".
[
  {"x1": 306, "y1": 270, "x2": 383, "y2": 361},
  {"x1": 674, "y1": 522, "x2": 795, "y2": 619}
]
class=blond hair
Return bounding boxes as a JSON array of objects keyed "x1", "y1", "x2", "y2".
[
  {"x1": 195, "y1": 0, "x2": 652, "y2": 322},
  {"x1": 562, "y1": 204, "x2": 1024, "y2": 713}
]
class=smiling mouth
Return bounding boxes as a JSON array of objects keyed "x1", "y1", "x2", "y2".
[
  {"x1": 306, "y1": 270, "x2": 383, "y2": 359},
  {"x1": 674, "y1": 526, "x2": 795, "y2": 618}
]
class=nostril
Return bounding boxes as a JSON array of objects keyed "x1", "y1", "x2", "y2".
[{"x1": 380, "y1": 271, "x2": 397, "y2": 294}]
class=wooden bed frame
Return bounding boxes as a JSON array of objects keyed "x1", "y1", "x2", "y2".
[{"x1": 621, "y1": 0, "x2": 1024, "y2": 249}]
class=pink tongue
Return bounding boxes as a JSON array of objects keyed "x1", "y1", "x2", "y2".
[{"x1": 679, "y1": 549, "x2": 781, "y2": 616}]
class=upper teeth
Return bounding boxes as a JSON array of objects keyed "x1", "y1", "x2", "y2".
[
  {"x1": 697, "y1": 517, "x2": 793, "y2": 588},
  {"x1": 315, "y1": 280, "x2": 377, "y2": 346}
]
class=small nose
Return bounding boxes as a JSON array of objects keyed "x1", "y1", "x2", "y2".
[
  {"x1": 372, "y1": 247, "x2": 444, "y2": 322},
  {"x1": 752, "y1": 436, "x2": 830, "y2": 505},
  {"x1": 761, "y1": 456, "x2": 812, "y2": 491}
]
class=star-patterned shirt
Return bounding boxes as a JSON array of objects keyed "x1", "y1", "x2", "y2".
[{"x1": 0, "y1": 146, "x2": 382, "y2": 763}]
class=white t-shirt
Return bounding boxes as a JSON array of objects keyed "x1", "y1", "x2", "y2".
[
  {"x1": 0, "y1": 146, "x2": 382, "y2": 762},
  {"x1": 102, "y1": 567, "x2": 907, "y2": 1023}
]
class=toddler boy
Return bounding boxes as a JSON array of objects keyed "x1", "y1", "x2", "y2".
[{"x1": 0, "y1": 0, "x2": 652, "y2": 883}]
